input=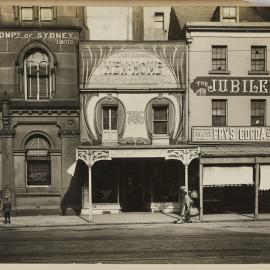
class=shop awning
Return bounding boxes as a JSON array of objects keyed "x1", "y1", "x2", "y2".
[
  {"x1": 201, "y1": 146, "x2": 270, "y2": 157},
  {"x1": 203, "y1": 166, "x2": 254, "y2": 186},
  {"x1": 260, "y1": 166, "x2": 270, "y2": 191}
]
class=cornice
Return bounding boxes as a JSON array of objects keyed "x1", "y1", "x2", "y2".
[{"x1": 185, "y1": 22, "x2": 270, "y2": 32}]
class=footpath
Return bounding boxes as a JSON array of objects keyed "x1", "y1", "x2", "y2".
[{"x1": 1, "y1": 212, "x2": 270, "y2": 228}]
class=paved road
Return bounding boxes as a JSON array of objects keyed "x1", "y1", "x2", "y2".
[{"x1": 0, "y1": 221, "x2": 270, "y2": 263}]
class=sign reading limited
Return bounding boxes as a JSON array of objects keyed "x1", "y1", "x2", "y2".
[
  {"x1": 190, "y1": 77, "x2": 270, "y2": 96},
  {"x1": 192, "y1": 127, "x2": 270, "y2": 142}
]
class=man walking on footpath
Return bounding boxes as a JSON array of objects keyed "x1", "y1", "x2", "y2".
[
  {"x1": 174, "y1": 186, "x2": 192, "y2": 224},
  {"x1": 2, "y1": 196, "x2": 11, "y2": 224}
]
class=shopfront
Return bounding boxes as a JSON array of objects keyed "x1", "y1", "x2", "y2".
[{"x1": 78, "y1": 41, "x2": 200, "y2": 219}]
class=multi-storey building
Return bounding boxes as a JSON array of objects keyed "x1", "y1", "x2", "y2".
[
  {"x1": 182, "y1": 6, "x2": 270, "y2": 219},
  {"x1": 0, "y1": 5, "x2": 86, "y2": 215},
  {"x1": 78, "y1": 7, "x2": 199, "y2": 217},
  {"x1": 2, "y1": 5, "x2": 270, "y2": 220}
]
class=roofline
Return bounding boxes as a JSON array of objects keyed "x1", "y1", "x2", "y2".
[{"x1": 185, "y1": 22, "x2": 270, "y2": 32}]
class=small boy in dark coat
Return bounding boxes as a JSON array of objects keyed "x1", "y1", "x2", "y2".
[{"x1": 2, "y1": 197, "x2": 11, "y2": 224}]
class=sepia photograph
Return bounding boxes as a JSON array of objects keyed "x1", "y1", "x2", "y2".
[{"x1": 0, "y1": 0, "x2": 270, "y2": 265}]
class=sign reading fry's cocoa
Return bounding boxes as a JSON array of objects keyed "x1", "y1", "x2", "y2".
[
  {"x1": 192, "y1": 127, "x2": 270, "y2": 142},
  {"x1": 190, "y1": 77, "x2": 270, "y2": 96}
]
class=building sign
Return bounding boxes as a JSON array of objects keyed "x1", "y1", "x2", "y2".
[
  {"x1": 0, "y1": 31, "x2": 79, "y2": 44},
  {"x1": 190, "y1": 77, "x2": 270, "y2": 96},
  {"x1": 80, "y1": 43, "x2": 186, "y2": 90},
  {"x1": 192, "y1": 127, "x2": 270, "y2": 142},
  {"x1": 127, "y1": 111, "x2": 145, "y2": 125}
]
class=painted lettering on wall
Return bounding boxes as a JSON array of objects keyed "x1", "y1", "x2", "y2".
[
  {"x1": 192, "y1": 127, "x2": 270, "y2": 142},
  {"x1": 0, "y1": 31, "x2": 79, "y2": 44},
  {"x1": 127, "y1": 111, "x2": 145, "y2": 124},
  {"x1": 103, "y1": 60, "x2": 162, "y2": 76},
  {"x1": 190, "y1": 77, "x2": 270, "y2": 96}
]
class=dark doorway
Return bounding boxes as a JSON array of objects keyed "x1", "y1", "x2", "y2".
[{"x1": 124, "y1": 171, "x2": 144, "y2": 212}]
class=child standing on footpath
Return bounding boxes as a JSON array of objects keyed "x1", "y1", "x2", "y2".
[{"x1": 2, "y1": 197, "x2": 11, "y2": 224}]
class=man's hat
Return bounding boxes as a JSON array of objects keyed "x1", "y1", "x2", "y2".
[{"x1": 179, "y1": 186, "x2": 187, "y2": 193}]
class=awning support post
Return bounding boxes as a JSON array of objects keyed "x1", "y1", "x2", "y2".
[
  {"x1": 255, "y1": 162, "x2": 259, "y2": 221},
  {"x1": 199, "y1": 163, "x2": 203, "y2": 221},
  {"x1": 88, "y1": 165, "x2": 93, "y2": 224},
  {"x1": 184, "y1": 164, "x2": 189, "y2": 192}
]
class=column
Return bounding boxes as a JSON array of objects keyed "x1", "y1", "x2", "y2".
[
  {"x1": 88, "y1": 165, "x2": 93, "y2": 223},
  {"x1": 184, "y1": 164, "x2": 188, "y2": 191},
  {"x1": 199, "y1": 163, "x2": 203, "y2": 221},
  {"x1": 254, "y1": 162, "x2": 259, "y2": 221}
]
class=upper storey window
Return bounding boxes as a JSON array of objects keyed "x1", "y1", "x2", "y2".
[
  {"x1": 40, "y1": 7, "x2": 53, "y2": 21},
  {"x1": 212, "y1": 46, "x2": 227, "y2": 72},
  {"x1": 20, "y1": 6, "x2": 53, "y2": 22},
  {"x1": 153, "y1": 106, "x2": 168, "y2": 135},
  {"x1": 20, "y1": 6, "x2": 34, "y2": 21},
  {"x1": 24, "y1": 50, "x2": 50, "y2": 100},
  {"x1": 154, "y1": 12, "x2": 164, "y2": 29},
  {"x1": 251, "y1": 46, "x2": 266, "y2": 72},
  {"x1": 221, "y1": 7, "x2": 238, "y2": 22}
]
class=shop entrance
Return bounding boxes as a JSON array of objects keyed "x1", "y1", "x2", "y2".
[{"x1": 124, "y1": 171, "x2": 144, "y2": 212}]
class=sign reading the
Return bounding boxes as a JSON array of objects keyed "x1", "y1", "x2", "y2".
[
  {"x1": 127, "y1": 111, "x2": 145, "y2": 125},
  {"x1": 190, "y1": 77, "x2": 270, "y2": 96},
  {"x1": 192, "y1": 127, "x2": 270, "y2": 142},
  {"x1": 0, "y1": 31, "x2": 79, "y2": 44}
]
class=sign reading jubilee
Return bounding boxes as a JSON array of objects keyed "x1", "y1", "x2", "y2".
[{"x1": 190, "y1": 77, "x2": 270, "y2": 96}]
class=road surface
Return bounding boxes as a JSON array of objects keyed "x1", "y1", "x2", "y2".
[{"x1": 0, "y1": 221, "x2": 270, "y2": 263}]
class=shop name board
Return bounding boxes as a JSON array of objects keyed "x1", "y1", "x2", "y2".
[
  {"x1": 103, "y1": 60, "x2": 163, "y2": 76},
  {"x1": 190, "y1": 77, "x2": 270, "y2": 96},
  {"x1": 192, "y1": 127, "x2": 270, "y2": 142},
  {"x1": 85, "y1": 49, "x2": 177, "y2": 89},
  {"x1": 0, "y1": 31, "x2": 78, "y2": 44}
]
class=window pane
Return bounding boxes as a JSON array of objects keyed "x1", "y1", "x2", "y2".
[
  {"x1": 251, "y1": 100, "x2": 265, "y2": 126},
  {"x1": 111, "y1": 118, "x2": 117, "y2": 130},
  {"x1": 212, "y1": 100, "x2": 227, "y2": 126},
  {"x1": 40, "y1": 7, "x2": 53, "y2": 21},
  {"x1": 39, "y1": 77, "x2": 49, "y2": 99},
  {"x1": 154, "y1": 12, "x2": 164, "y2": 29},
  {"x1": 21, "y1": 7, "x2": 33, "y2": 21},
  {"x1": 212, "y1": 46, "x2": 227, "y2": 71},
  {"x1": 27, "y1": 160, "x2": 50, "y2": 185},
  {"x1": 111, "y1": 108, "x2": 117, "y2": 118},
  {"x1": 154, "y1": 107, "x2": 167, "y2": 120},
  {"x1": 251, "y1": 47, "x2": 266, "y2": 71},
  {"x1": 154, "y1": 121, "x2": 167, "y2": 134},
  {"x1": 103, "y1": 108, "x2": 109, "y2": 129}
]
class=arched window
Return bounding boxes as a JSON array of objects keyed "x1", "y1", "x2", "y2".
[
  {"x1": 25, "y1": 135, "x2": 51, "y2": 186},
  {"x1": 24, "y1": 50, "x2": 50, "y2": 100}
]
